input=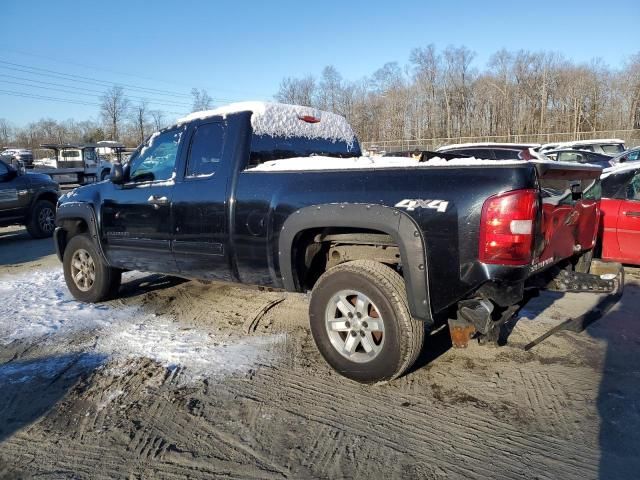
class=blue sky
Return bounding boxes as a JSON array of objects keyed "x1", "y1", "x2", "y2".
[{"x1": 2, "y1": 0, "x2": 639, "y2": 127}]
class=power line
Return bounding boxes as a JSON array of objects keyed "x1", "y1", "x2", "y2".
[
  {"x1": 0, "y1": 89, "x2": 101, "y2": 107},
  {"x1": 0, "y1": 89, "x2": 185, "y2": 115},
  {"x1": 0, "y1": 59, "x2": 242, "y2": 103},
  {"x1": 0, "y1": 77, "x2": 193, "y2": 108},
  {"x1": 0, "y1": 46, "x2": 272, "y2": 98}
]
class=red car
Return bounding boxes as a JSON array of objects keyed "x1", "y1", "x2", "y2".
[{"x1": 599, "y1": 163, "x2": 640, "y2": 264}]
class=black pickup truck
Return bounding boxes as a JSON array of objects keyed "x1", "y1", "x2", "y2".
[
  {"x1": 0, "y1": 158, "x2": 59, "y2": 237},
  {"x1": 54, "y1": 102, "x2": 620, "y2": 382}
]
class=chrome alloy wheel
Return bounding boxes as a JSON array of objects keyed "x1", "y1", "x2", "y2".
[
  {"x1": 325, "y1": 289, "x2": 385, "y2": 363},
  {"x1": 70, "y1": 248, "x2": 96, "y2": 292}
]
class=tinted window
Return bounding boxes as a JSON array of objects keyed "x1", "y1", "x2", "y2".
[
  {"x1": 186, "y1": 122, "x2": 225, "y2": 177},
  {"x1": 62, "y1": 150, "x2": 80, "y2": 158},
  {"x1": 601, "y1": 144, "x2": 624, "y2": 154},
  {"x1": 129, "y1": 129, "x2": 183, "y2": 183},
  {"x1": 492, "y1": 149, "x2": 521, "y2": 160},
  {"x1": 448, "y1": 148, "x2": 493, "y2": 159},
  {"x1": 574, "y1": 145, "x2": 594, "y2": 152},
  {"x1": 628, "y1": 150, "x2": 640, "y2": 162},
  {"x1": 249, "y1": 134, "x2": 361, "y2": 167}
]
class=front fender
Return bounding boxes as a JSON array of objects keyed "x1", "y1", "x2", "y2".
[
  {"x1": 55, "y1": 201, "x2": 108, "y2": 263},
  {"x1": 278, "y1": 203, "x2": 433, "y2": 323}
]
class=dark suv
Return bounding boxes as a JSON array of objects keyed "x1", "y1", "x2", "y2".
[{"x1": 0, "y1": 158, "x2": 60, "y2": 238}]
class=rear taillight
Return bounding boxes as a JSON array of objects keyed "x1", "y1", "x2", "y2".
[{"x1": 479, "y1": 189, "x2": 538, "y2": 265}]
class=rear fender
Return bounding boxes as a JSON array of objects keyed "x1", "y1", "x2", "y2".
[{"x1": 278, "y1": 203, "x2": 433, "y2": 323}]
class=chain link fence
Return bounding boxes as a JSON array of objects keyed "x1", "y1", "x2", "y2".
[{"x1": 362, "y1": 129, "x2": 640, "y2": 153}]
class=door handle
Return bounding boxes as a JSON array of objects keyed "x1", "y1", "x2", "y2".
[
  {"x1": 147, "y1": 195, "x2": 169, "y2": 208},
  {"x1": 623, "y1": 211, "x2": 640, "y2": 218}
]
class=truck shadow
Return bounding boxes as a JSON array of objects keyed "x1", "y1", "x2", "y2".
[
  {"x1": 0, "y1": 228, "x2": 55, "y2": 266},
  {"x1": 588, "y1": 282, "x2": 640, "y2": 479},
  {"x1": 117, "y1": 273, "x2": 188, "y2": 299},
  {"x1": 0, "y1": 352, "x2": 107, "y2": 443}
]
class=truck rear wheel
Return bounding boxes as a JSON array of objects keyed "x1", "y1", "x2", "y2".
[
  {"x1": 309, "y1": 260, "x2": 424, "y2": 383},
  {"x1": 63, "y1": 234, "x2": 121, "y2": 302},
  {"x1": 26, "y1": 199, "x2": 56, "y2": 238}
]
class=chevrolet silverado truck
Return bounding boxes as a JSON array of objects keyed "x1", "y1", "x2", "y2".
[{"x1": 54, "y1": 102, "x2": 622, "y2": 383}]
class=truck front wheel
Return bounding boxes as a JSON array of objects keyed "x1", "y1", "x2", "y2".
[
  {"x1": 309, "y1": 260, "x2": 424, "y2": 383},
  {"x1": 63, "y1": 234, "x2": 121, "y2": 302}
]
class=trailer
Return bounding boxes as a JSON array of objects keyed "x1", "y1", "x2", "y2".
[{"x1": 33, "y1": 143, "x2": 114, "y2": 185}]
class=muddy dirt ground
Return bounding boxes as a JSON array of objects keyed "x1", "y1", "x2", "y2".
[{"x1": 1, "y1": 225, "x2": 639, "y2": 479}]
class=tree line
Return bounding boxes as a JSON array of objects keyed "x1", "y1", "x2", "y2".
[
  {"x1": 275, "y1": 46, "x2": 640, "y2": 145},
  {"x1": 0, "y1": 87, "x2": 213, "y2": 151},
  {"x1": 3, "y1": 46, "x2": 639, "y2": 152}
]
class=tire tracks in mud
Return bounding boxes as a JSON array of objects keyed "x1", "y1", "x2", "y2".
[{"x1": 222, "y1": 364, "x2": 601, "y2": 480}]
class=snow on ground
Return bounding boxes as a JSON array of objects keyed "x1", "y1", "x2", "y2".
[{"x1": 0, "y1": 268, "x2": 282, "y2": 382}]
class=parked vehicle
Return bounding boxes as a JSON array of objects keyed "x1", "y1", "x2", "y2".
[
  {"x1": 539, "y1": 139, "x2": 626, "y2": 156},
  {"x1": 1, "y1": 148, "x2": 34, "y2": 168},
  {"x1": 608, "y1": 146, "x2": 640, "y2": 166},
  {"x1": 598, "y1": 163, "x2": 640, "y2": 265},
  {"x1": 436, "y1": 142, "x2": 540, "y2": 160},
  {"x1": 33, "y1": 143, "x2": 113, "y2": 184},
  {"x1": 0, "y1": 157, "x2": 60, "y2": 238},
  {"x1": 54, "y1": 102, "x2": 620, "y2": 383},
  {"x1": 544, "y1": 149, "x2": 614, "y2": 168}
]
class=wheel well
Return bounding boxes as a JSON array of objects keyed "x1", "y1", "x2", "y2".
[
  {"x1": 292, "y1": 227, "x2": 402, "y2": 292},
  {"x1": 56, "y1": 218, "x2": 89, "y2": 258},
  {"x1": 34, "y1": 191, "x2": 59, "y2": 207}
]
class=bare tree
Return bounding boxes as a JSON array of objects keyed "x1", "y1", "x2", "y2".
[
  {"x1": 191, "y1": 88, "x2": 212, "y2": 111},
  {"x1": 0, "y1": 118, "x2": 13, "y2": 147},
  {"x1": 275, "y1": 76, "x2": 316, "y2": 106},
  {"x1": 130, "y1": 101, "x2": 150, "y2": 144},
  {"x1": 100, "y1": 86, "x2": 130, "y2": 140},
  {"x1": 150, "y1": 110, "x2": 166, "y2": 131}
]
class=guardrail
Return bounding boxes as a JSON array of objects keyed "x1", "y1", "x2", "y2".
[{"x1": 362, "y1": 129, "x2": 640, "y2": 152}]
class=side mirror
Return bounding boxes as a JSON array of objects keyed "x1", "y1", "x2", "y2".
[{"x1": 109, "y1": 163, "x2": 125, "y2": 184}]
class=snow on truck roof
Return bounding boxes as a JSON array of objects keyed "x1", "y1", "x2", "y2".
[{"x1": 177, "y1": 101, "x2": 357, "y2": 146}]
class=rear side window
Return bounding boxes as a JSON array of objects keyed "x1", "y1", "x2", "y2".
[
  {"x1": 249, "y1": 134, "x2": 360, "y2": 167},
  {"x1": 601, "y1": 144, "x2": 624, "y2": 155},
  {"x1": 185, "y1": 122, "x2": 226, "y2": 177}
]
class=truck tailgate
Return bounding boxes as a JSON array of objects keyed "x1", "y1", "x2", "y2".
[{"x1": 534, "y1": 162, "x2": 602, "y2": 268}]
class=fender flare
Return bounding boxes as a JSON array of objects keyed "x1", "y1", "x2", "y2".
[
  {"x1": 54, "y1": 201, "x2": 108, "y2": 263},
  {"x1": 278, "y1": 203, "x2": 432, "y2": 323}
]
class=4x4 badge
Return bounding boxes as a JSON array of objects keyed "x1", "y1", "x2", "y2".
[{"x1": 395, "y1": 199, "x2": 449, "y2": 213}]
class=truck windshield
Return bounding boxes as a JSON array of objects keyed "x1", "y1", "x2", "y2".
[{"x1": 249, "y1": 134, "x2": 361, "y2": 167}]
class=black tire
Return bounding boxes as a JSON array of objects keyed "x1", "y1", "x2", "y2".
[
  {"x1": 309, "y1": 260, "x2": 424, "y2": 383},
  {"x1": 100, "y1": 169, "x2": 110, "y2": 181},
  {"x1": 63, "y1": 234, "x2": 121, "y2": 303},
  {"x1": 26, "y1": 199, "x2": 56, "y2": 238}
]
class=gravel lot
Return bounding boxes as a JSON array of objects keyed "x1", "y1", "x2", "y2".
[{"x1": 1, "y1": 225, "x2": 639, "y2": 479}]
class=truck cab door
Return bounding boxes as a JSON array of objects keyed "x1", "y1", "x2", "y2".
[
  {"x1": 616, "y1": 172, "x2": 640, "y2": 261},
  {"x1": 0, "y1": 161, "x2": 29, "y2": 222},
  {"x1": 100, "y1": 127, "x2": 186, "y2": 274},
  {"x1": 171, "y1": 120, "x2": 233, "y2": 280}
]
